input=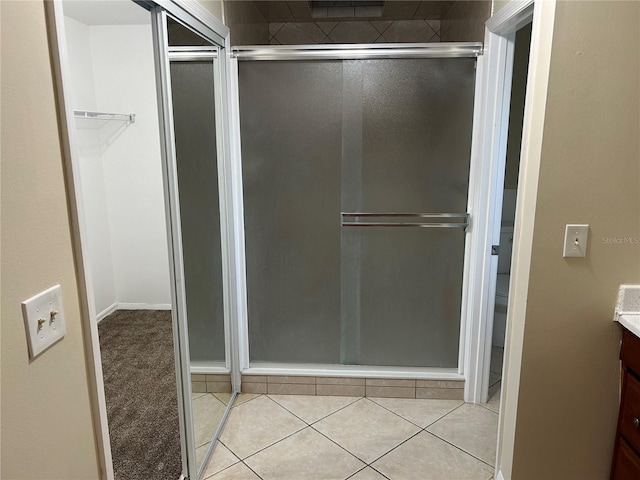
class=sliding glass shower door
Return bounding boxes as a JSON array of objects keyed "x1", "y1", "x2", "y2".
[
  {"x1": 170, "y1": 57, "x2": 226, "y2": 367},
  {"x1": 239, "y1": 55, "x2": 476, "y2": 369},
  {"x1": 241, "y1": 61, "x2": 343, "y2": 364}
]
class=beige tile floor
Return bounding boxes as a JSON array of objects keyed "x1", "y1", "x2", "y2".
[
  {"x1": 199, "y1": 388, "x2": 501, "y2": 480},
  {"x1": 193, "y1": 392, "x2": 261, "y2": 471},
  {"x1": 489, "y1": 346, "x2": 504, "y2": 403}
]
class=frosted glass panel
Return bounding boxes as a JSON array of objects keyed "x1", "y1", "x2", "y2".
[
  {"x1": 240, "y1": 61, "x2": 343, "y2": 363},
  {"x1": 240, "y1": 57, "x2": 475, "y2": 368},
  {"x1": 357, "y1": 58, "x2": 474, "y2": 212},
  {"x1": 341, "y1": 228, "x2": 465, "y2": 367},
  {"x1": 341, "y1": 58, "x2": 474, "y2": 367},
  {"x1": 170, "y1": 60, "x2": 225, "y2": 363}
]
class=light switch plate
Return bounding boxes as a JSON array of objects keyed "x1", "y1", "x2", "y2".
[
  {"x1": 563, "y1": 224, "x2": 589, "y2": 258},
  {"x1": 21, "y1": 285, "x2": 66, "y2": 358}
]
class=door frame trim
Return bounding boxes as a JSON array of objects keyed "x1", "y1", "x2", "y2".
[
  {"x1": 45, "y1": 3, "x2": 115, "y2": 476},
  {"x1": 465, "y1": 1, "x2": 557, "y2": 478}
]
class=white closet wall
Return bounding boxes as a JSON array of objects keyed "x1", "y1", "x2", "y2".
[{"x1": 65, "y1": 16, "x2": 171, "y2": 319}]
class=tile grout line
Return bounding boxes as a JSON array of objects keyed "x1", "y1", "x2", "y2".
[
  {"x1": 284, "y1": 1, "x2": 295, "y2": 21},
  {"x1": 368, "y1": 464, "x2": 393, "y2": 480},
  {"x1": 421, "y1": 430, "x2": 496, "y2": 469},
  {"x1": 366, "y1": 397, "x2": 428, "y2": 429},
  {"x1": 368, "y1": 396, "x2": 466, "y2": 430},
  {"x1": 283, "y1": 398, "x2": 382, "y2": 466},
  {"x1": 441, "y1": 0, "x2": 455, "y2": 19},
  {"x1": 323, "y1": 21, "x2": 339, "y2": 36},
  {"x1": 421, "y1": 402, "x2": 466, "y2": 429},
  {"x1": 410, "y1": 2, "x2": 421, "y2": 19},
  {"x1": 240, "y1": 459, "x2": 265, "y2": 480},
  {"x1": 417, "y1": 401, "x2": 499, "y2": 467},
  {"x1": 203, "y1": 440, "x2": 240, "y2": 480},
  {"x1": 344, "y1": 466, "x2": 369, "y2": 480},
  {"x1": 477, "y1": 402, "x2": 500, "y2": 415},
  {"x1": 308, "y1": 422, "x2": 374, "y2": 467},
  {"x1": 265, "y1": 395, "x2": 317, "y2": 426},
  {"x1": 233, "y1": 392, "x2": 263, "y2": 408},
  {"x1": 363, "y1": 428, "x2": 425, "y2": 466},
  {"x1": 422, "y1": 18, "x2": 437, "y2": 38},
  {"x1": 238, "y1": 420, "x2": 311, "y2": 462},
  {"x1": 235, "y1": 424, "x2": 309, "y2": 465},
  {"x1": 305, "y1": 397, "x2": 425, "y2": 468},
  {"x1": 218, "y1": 395, "x2": 308, "y2": 465},
  {"x1": 369, "y1": 19, "x2": 392, "y2": 36},
  {"x1": 269, "y1": 21, "x2": 286, "y2": 40},
  {"x1": 267, "y1": 394, "x2": 362, "y2": 425},
  {"x1": 344, "y1": 465, "x2": 392, "y2": 480}
]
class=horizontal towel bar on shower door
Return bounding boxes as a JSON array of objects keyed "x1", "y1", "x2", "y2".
[{"x1": 340, "y1": 212, "x2": 470, "y2": 229}]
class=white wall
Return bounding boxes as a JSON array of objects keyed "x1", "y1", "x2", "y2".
[
  {"x1": 65, "y1": 16, "x2": 118, "y2": 315},
  {"x1": 91, "y1": 24, "x2": 171, "y2": 308},
  {"x1": 64, "y1": 17, "x2": 171, "y2": 317}
]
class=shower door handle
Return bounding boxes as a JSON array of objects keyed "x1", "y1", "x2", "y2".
[{"x1": 340, "y1": 212, "x2": 470, "y2": 230}]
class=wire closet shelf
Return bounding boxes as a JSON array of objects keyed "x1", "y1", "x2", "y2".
[{"x1": 73, "y1": 110, "x2": 136, "y2": 123}]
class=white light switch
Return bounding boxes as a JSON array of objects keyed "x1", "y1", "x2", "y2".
[
  {"x1": 22, "y1": 285, "x2": 66, "y2": 358},
  {"x1": 563, "y1": 224, "x2": 589, "y2": 258}
]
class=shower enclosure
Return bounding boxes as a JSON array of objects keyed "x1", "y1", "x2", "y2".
[{"x1": 233, "y1": 44, "x2": 481, "y2": 375}]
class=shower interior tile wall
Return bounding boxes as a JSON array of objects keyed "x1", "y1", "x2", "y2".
[
  {"x1": 224, "y1": 1, "x2": 492, "y2": 46},
  {"x1": 239, "y1": 375, "x2": 464, "y2": 400},
  {"x1": 268, "y1": 19, "x2": 441, "y2": 44},
  {"x1": 189, "y1": 374, "x2": 465, "y2": 400}
]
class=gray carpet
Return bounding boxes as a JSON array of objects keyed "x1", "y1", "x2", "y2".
[{"x1": 99, "y1": 310, "x2": 182, "y2": 480}]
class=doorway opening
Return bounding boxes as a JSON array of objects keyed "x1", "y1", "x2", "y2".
[{"x1": 488, "y1": 22, "x2": 533, "y2": 408}]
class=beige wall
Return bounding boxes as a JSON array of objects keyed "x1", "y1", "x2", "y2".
[
  {"x1": 493, "y1": 0, "x2": 508, "y2": 14},
  {"x1": 198, "y1": 0, "x2": 223, "y2": 21},
  {"x1": 498, "y1": 0, "x2": 640, "y2": 478},
  {"x1": 0, "y1": 2, "x2": 101, "y2": 479}
]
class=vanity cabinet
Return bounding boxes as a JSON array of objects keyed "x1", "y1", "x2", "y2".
[{"x1": 611, "y1": 328, "x2": 640, "y2": 479}]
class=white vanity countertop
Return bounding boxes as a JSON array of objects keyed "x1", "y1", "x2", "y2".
[
  {"x1": 614, "y1": 284, "x2": 640, "y2": 338},
  {"x1": 617, "y1": 313, "x2": 640, "y2": 339}
]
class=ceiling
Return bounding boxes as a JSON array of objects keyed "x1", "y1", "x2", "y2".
[{"x1": 63, "y1": 0, "x2": 151, "y2": 26}]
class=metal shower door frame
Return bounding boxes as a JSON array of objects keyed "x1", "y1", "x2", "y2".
[
  {"x1": 151, "y1": 5, "x2": 238, "y2": 479},
  {"x1": 228, "y1": 43, "x2": 483, "y2": 384}
]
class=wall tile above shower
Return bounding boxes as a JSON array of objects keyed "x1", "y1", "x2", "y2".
[
  {"x1": 224, "y1": 1, "x2": 490, "y2": 46},
  {"x1": 269, "y1": 21, "x2": 327, "y2": 44},
  {"x1": 440, "y1": 0, "x2": 491, "y2": 42},
  {"x1": 269, "y1": 19, "x2": 441, "y2": 44}
]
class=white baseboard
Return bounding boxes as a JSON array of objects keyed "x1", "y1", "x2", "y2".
[
  {"x1": 116, "y1": 303, "x2": 172, "y2": 311},
  {"x1": 96, "y1": 303, "x2": 118, "y2": 323},
  {"x1": 97, "y1": 302, "x2": 172, "y2": 323}
]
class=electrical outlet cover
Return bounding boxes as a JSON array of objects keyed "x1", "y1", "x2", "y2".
[{"x1": 21, "y1": 285, "x2": 66, "y2": 359}]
